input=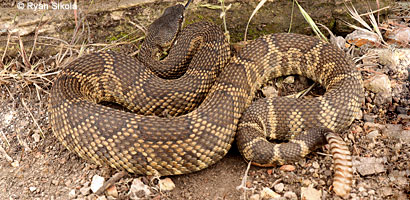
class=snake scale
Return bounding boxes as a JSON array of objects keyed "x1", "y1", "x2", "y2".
[{"x1": 49, "y1": 2, "x2": 363, "y2": 197}]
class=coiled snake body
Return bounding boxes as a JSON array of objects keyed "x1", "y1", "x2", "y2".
[{"x1": 49, "y1": 3, "x2": 363, "y2": 197}]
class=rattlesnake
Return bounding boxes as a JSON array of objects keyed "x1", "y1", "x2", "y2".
[{"x1": 49, "y1": 2, "x2": 363, "y2": 197}]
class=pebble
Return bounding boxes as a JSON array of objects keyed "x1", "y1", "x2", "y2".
[
  {"x1": 381, "y1": 186, "x2": 393, "y2": 196},
  {"x1": 80, "y1": 187, "x2": 91, "y2": 196},
  {"x1": 106, "y1": 185, "x2": 118, "y2": 198},
  {"x1": 32, "y1": 132, "x2": 41, "y2": 142},
  {"x1": 283, "y1": 191, "x2": 297, "y2": 199},
  {"x1": 354, "y1": 157, "x2": 386, "y2": 176},
  {"x1": 68, "y1": 189, "x2": 76, "y2": 199},
  {"x1": 358, "y1": 186, "x2": 366, "y2": 192},
  {"x1": 312, "y1": 161, "x2": 319, "y2": 169},
  {"x1": 65, "y1": 180, "x2": 72, "y2": 187},
  {"x1": 363, "y1": 114, "x2": 376, "y2": 122},
  {"x1": 262, "y1": 86, "x2": 278, "y2": 98},
  {"x1": 374, "y1": 91, "x2": 392, "y2": 105},
  {"x1": 365, "y1": 74, "x2": 391, "y2": 93},
  {"x1": 301, "y1": 185, "x2": 321, "y2": 200},
  {"x1": 159, "y1": 178, "x2": 175, "y2": 191},
  {"x1": 128, "y1": 178, "x2": 151, "y2": 198},
  {"x1": 279, "y1": 165, "x2": 295, "y2": 172},
  {"x1": 29, "y1": 186, "x2": 37, "y2": 192},
  {"x1": 363, "y1": 122, "x2": 385, "y2": 130},
  {"x1": 260, "y1": 187, "x2": 281, "y2": 199},
  {"x1": 274, "y1": 183, "x2": 284, "y2": 193},
  {"x1": 283, "y1": 76, "x2": 294, "y2": 84},
  {"x1": 249, "y1": 194, "x2": 260, "y2": 200},
  {"x1": 97, "y1": 196, "x2": 107, "y2": 200},
  {"x1": 366, "y1": 130, "x2": 380, "y2": 139},
  {"x1": 389, "y1": 170, "x2": 408, "y2": 186},
  {"x1": 91, "y1": 175, "x2": 105, "y2": 193},
  {"x1": 301, "y1": 179, "x2": 311, "y2": 187}
]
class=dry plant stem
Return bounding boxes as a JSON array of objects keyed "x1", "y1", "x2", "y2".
[
  {"x1": 236, "y1": 161, "x2": 254, "y2": 199},
  {"x1": 244, "y1": 0, "x2": 268, "y2": 41},
  {"x1": 0, "y1": 145, "x2": 13, "y2": 163},
  {"x1": 1, "y1": 32, "x2": 12, "y2": 63},
  {"x1": 95, "y1": 171, "x2": 127, "y2": 195},
  {"x1": 358, "y1": 6, "x2": 389, "y2": 17},
  {"x1": 18, "y1": 35, "x2": 31, "y2": 68},
  {"x1": 21, "y1": 99, "x2": 44, "y2": 138}
]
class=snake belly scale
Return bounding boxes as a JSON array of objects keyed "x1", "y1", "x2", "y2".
[{"x1": 49, "y1": 3, "x2": 363, "y2": 196}]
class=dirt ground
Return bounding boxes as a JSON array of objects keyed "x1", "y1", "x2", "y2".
[{"x1": 1, "y1": 1, "x2": 410, "y2": 200}]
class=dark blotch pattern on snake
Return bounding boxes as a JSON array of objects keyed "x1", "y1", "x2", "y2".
[{"x1": 48, "y1": 3, "x2": 363, "y2": 197}]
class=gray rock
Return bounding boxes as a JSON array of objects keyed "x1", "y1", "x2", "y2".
[
  {"x1": 389, "y1": 170, "x2": 408, "y2": 186},
  {"x1": 283, "y1": 191, "x2": 297, "y2": 199},
  {"x1": 381, "y1": 186, "x2": 393, "y2": 196},
  {"x1": 374, "y1": 91, "x2": 392, "y2": 105},
  {"x1": 383, "y1": 124, "x2": 403, "y2": 138},
  {"x1": 68, "y1": 189, "x2": 76, "y2": 199},
  {"x1": 365, "y1": 74, "x2": 391, "y2": 93},
  {"x1": 354, "y1": 157, "x2": 386, "y2": 176},
  {"x1": 283, "y1": 76, "x2": 294, "y2": 84},
  {"x1": 274, "y1": 183, "x2": 284, "y2": 193},
  {"x1": 363, "y1": 114, "x2": 376, "y2": 122},
  {"x1": 262, "y1": 86, "x2": 278, "y2": 98},
  {"x1": 80, "y1": 187, "x2": 91, "y2": 196},
  {"x1": 366, "y1": 130, "x2": 380, "y2": 139}
]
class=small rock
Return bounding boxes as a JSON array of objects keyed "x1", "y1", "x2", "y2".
[
  {"x1": 358, "y1": 186, "x2": 366, "y2": 192},
  {"x1": 80, "y1": 187, "x2": 91, "y2": 196},
  {"x1": 301, "y1": 179, "x2": 311, "y2": 187},
  {"x1": 129, "y1": 178, "x2": 151, "y2": 199},
  {"x1": 4, "y1": 111, "x2": 14, "y2": 125},
  {"x1": 354, "y1": 157, "x2": 386, "y2": 176},
  {"x1": 260, "y1": 187, "x2": 281, "y2": 199},
  {"x1": 65, "y1": 180, "x2": 72, "y2": 187},
  {"x1": 383, "y1": 124, "x2": 403, "y2": 139},
  {"x1": 363, "y1": 114, "x2": 376, "y2": 122},
  {"x1": 312, "y1": 161, "x2": 320, "y2": 169},
  {"x1": 11, "y1": 160, "x2": 19, "y2": 167},
  {"x1": 250, "y1": 194, "x2": 261, "y2": 200},
  {"x1": 110, "y1": 11, "x2": 124, "y2": 20},
  {"x1": 301, "y1": 185, "x2": 321, "y2": 200},
  {"x1": 366, "y1": 130, "x2": 380, "y2": 139},
  {"x1": 389, "y1": 170, "x2": 408, "y2": 186},
  {"x1": 381, "y1": 186, "x2": 393, "y2": 196},
  {"x1": 283, "y1": 76, "x2": 294, "y2": 84},
  {"x1": 374, "y1": 91, "x2": 392, "y2": 105},
  {"x1": 106, "y1": 185, "x2": 118, "y2": 198},
  {"x1": 368, "y1": 189, "x2": 375, "y2": 195},
  {"x1": 32, "y1": 132, "x2": 41, "y2": 142},
  {"x1": 400, "y1": 130, "x2": 410, "y2": 142},
  {"x1": 283, "y1": 191, "x2": 297, "y2": 199},
  {"x1": 29, "y1": 186, "x2": 37, "y2": 192},
  {"x1": 365, "y1": 74, "x2": 391, "y2": 93},
  {"x1": 97, "y1": 196, "x2": 107, "y2": 200},
  {"x1": 396, "y1": 106, "x2": 408, "y2": 114},
  {"x1": 91, "y1": 175, "x2": 105, "y2": 193},
  {"x1": 159, "y1": 178, "x2": 175, "y2": 191},
  {"x1": 363, "y1": 122, "x2": 385, "y2": 130},
  {"x1": 52, "y1": 179, "x2": 59, "y2": 185},
  {"x1": 279, "y1": 165, "x2": 295, "y2": 172},
  {"x1": 274, "y1": 183, "x2": 284, "y2": 193},
  {"x1": 262, "y1": 86, "x2": 278, "y2": 98},
  {"x1": 68, "y1": 189, "x2": 76, "y2": 199}
]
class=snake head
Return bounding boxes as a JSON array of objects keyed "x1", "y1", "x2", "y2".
[{"x1": 146, "y1": 4, "x2": 186, "y2": 51}]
